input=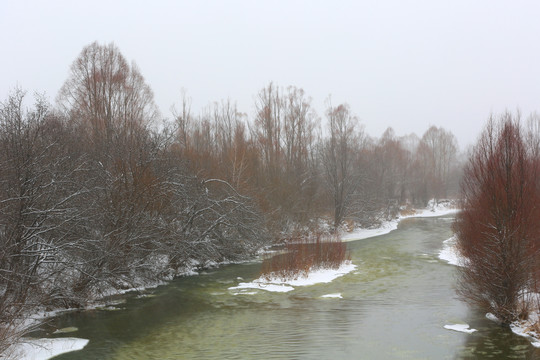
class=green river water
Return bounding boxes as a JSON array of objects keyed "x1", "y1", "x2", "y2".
[{"x1": 33, "y1": 215, "x2": 540, "y2": 359}]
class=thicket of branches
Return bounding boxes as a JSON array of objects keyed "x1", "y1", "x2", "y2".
[
  {"x1": 455, "y1": 114, "x2": 540, "y2": 325},
  {"x1": 0, "y1": 41, "x2": 462, "y2": 353},
  {"x1": 177, "y1": 86, "x2": 461, "y2": 232}
]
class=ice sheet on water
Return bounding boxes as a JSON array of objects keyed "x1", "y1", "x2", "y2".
[
  {"x1": 438, "y1": 235, "x2": 465, "y2": 266},
  {"x1": 444, "y1": 324, "x2": 477, "y2": 334},
  {"x1": 321, "y1": 293, "x2": 342, "y2": 298}
]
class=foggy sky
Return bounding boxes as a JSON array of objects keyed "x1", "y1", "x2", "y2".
[{"x1": 2, "y1": 0, "x2": 540, "y2": 148}]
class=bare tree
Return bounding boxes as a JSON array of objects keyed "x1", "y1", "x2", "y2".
[
  {"x1": 253, "y1": 82, "x2": 283, "y2": 178},
  {"x1": 320, "y1": 102, "x2": 363, "y2": 228},
  {"x1": 57, "y1": 41, "x2": 159, "y2": 157},
  {"x1": 372, "y1": 128, "x2": 410, "y2": 206},
  {"x1": 171, "y1": 89, "x2": 193, "y2": 152},
  {"x1": 282, "y1": 86, "x2": 318, "y2": 174},
  {"x1": 0, "y1": 90, "x2": 91, "y2": 352},
  {"x1": 53, "y1": 42, "x2": 169, "y2": 295},
  {"x1": 414, "y1": 126, "x2": 458, "y2": 203}
]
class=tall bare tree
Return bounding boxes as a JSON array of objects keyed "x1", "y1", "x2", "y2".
[
  {"x1": 0, "y1": 90, "x2": 92, "y2": 352},
  {"x1": 57, "y1": 41, "x2": 158, "y2": 155},
  {"x1": 320, "y1": 102, "x2": 363, "y2": 228},
  {"x1": 415, "y1": 126, "x2": 458, "y2": 203},
  {"x1": 253, "y1": 82, "x2": 283, "y2": 178}
]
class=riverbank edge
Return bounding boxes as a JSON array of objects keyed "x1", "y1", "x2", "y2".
[
  {"x1": 5, "y1": 255, "x2": 262, "y2": 359},
  {"x1": 10, "y1": 199, "x2": 459, "y2": 359},
  {"x1": 439, "y1": 236, "x2": 540, "y2": 348},
  {"x1": 341, "y1": 199, "x2": 459, "y2": 242}
]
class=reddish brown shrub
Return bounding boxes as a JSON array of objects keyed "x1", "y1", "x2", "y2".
[
  {"x1": 260, "y1": 231, "x2": 350, "y2": 280},
  {"x1": 454, "y1": 115, "x2": 540, "y2": 324}
]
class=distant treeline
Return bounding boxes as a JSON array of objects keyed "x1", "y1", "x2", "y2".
[{"x1": 0, "y1": 42, "x2": 462, "y2": 352}]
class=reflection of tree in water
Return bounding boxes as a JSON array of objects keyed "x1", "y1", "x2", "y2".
[{"x1": 457, "y1": 322, "x2": 539, "y2": 359}]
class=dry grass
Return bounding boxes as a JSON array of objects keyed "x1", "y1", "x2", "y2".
[{"x1": 260, "y1": 231, "x2": 350, "y2": 281}]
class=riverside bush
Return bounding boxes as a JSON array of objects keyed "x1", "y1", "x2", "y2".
[{"x1": 260, "y1": 232, "x2": 350, "y2": 280}]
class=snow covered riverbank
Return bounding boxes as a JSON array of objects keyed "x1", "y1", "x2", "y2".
[
  {"x1": 6, "y1": 338, "x2": 89, "y2": 360},
  {"x1": 342, "y1": 199, "x2": 459, "y2": 242},
  {"x1": 438, "y1": 235, "x2": 465, "y2": 267},
  {"x1": 228, "y1": 200, "x2": 457, "y2": 296},
  {"x1": 229, "y1": 261, "x2": 357, "y2": 294}
]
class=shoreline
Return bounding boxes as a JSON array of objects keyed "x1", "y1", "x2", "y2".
[
  {"x1": 228, "y1": 261, "x2": 357, "y2": 294},
  {"x1": 341, "y1": 202, "x2": 459, "y2": 243},
  {"x1": 438, "y1": 234, "x2": 540, "y2": 348},
  {"x1": 11, "y1": 200, "x2": 458, "y2": 359},
  {"x1": 7, "y1": 257, "x2": 254, "y2": 359}
]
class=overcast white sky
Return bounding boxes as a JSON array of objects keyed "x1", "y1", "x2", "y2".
[{"x1": 2, "y1": 0, "x2": 540, "y2": 148}]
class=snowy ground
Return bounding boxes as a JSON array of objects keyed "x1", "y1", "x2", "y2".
[
  {"x1": 509, "y1": 310, "x2": 540, "y2": 348},
  {"x1": 5, "y1": 257, "x2": 245, "y2": 359},
  {"x1": 7, "y1": 337, "x2": 89, "y2": 360},
  {"x1": 342, "y1": 199, "x2": 459, "y2": 242},
  {"x1": 228, "y1": 261, "x2": 357, "y2": 294},
  {"x1": 438, "y1": 235, "x2": 465, "y2": 267}
]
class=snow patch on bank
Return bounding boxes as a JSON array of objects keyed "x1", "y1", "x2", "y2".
[
  {"x1": 444, "y1": 324, "x2": 477, "y2": 334},
  {"x1": 486, "y1": 310, "x2": 540, "y2": 347},
  {"x1": 9, "y1": 337, "x2": 88, "y2": 360},
  {"x1": 229, "y1": 262, "x2": 356, "y2": 293},
  {"x1": 438, "y1": 235, "x2": 465, "y2": 267},
  {"x1": 342, "y1": 199, "x2": 459, "y2": 242},
  {"x1": 413, "y1": 199, "x2": 459, "y2": 218}
]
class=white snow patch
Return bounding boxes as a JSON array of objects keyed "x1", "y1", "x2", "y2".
[
  {"x1": 509, "y1": 317, "x2": 540, "y2": 346},
  {"x1": 507, "y1": 296, "x2": 540, "y2": 347},
  {"x1": 321, "y1": 293, "x2": 342, "y2": 298},
  {"x1": 9, "y1": 337, "x2": 88, "y2": 360},
  {"x1": 229, "y1": 262, "x2": 356, "y2": 294},
  {"x1": 485, "y1": 297, "x2": 540, "y2": 347},
  {"x1": 231, "y1": 291, "x2": 258, "y2": 295},
  {"x1": 444, "y1": 324, "x2": 477, "y2": 333},
  {"x1": 438, "y1": 235, "x2": 465, "y2": 267},
  {"x1": 278, "y1": 262, "x2": 356, "y2": 286}
]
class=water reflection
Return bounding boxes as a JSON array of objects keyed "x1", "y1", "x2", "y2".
[{"x1": 456, "y1": 309, "x2": 539, "y2": 359}]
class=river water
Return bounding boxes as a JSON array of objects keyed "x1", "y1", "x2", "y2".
[{"x1": 35, "y1": 215, "x2": 539, "y2": 359}]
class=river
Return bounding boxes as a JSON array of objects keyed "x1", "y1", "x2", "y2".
[{"x1": 31, "y1": 215, "x2": 540, "y2": 359}]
